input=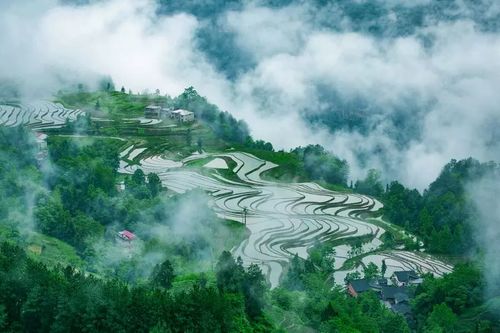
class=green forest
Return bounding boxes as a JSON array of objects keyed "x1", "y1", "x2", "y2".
[
  {"x1": 0, "y1": 87, "x2": 499, "y2": 332},
  {"x1": 1, "y1": 0, "x2": 500, "y2": 331}
]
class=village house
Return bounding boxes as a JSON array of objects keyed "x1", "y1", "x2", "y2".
[
  {"x1": 160, "y1": 107, "x2": 172, "y2": 118},
  {"x1": 380, "y1": 285, "x2": 409, "y2": 306},
  {"x1": 380, "y1": 285, "x2": 413, "y2": 322},
  {"x1": 169, "y1": 109, "x2": 194, "y2": 122},
  {"x1": 391, "y1": 270, "x2": 422, "y2": 286},
  {"x1": 347, "y1": 278, "x2": 388, "y2": 297},
  {"x1": 117, "y1": 230, "x2": 136, "y2": 242},
  {"x1": 144, "y1": 105, "x2": 162, "y2": 119},
  {"x1": 347, "y1": 277, "x2": 414, "y2": 323}
]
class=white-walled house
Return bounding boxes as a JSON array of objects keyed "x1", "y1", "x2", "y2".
[
  {"x1": 170, "y1": 109, "x2": 194, "y2": 122},
  {"x1": 144, "y1": 105, "x2": 162, "y2": 119}
]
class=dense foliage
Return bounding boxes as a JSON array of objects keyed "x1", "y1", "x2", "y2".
[
  {"x1": 292, "y1": 145, "x2": 349, "y2": 186},
  {"x1": 0, "y1": 129, "x2": 247, "y2": 284},
  {"x1": 173, "y1": 87, "x2": 251, "y2": 144},
  {"x1": 274, "y1": 251, "x2": 410, "y2": 332},
  {"x1": 382, "y1": 158, "x2": 500, "y2": 255},
  {"x1": 0, "y1": 242, "x2": 265, "y2": 332},
  {"x1": 413, "y1": 263, "x2": 499, "y2": 332},
  {"x1": 0, "y1": 127, "x2": 39, "y2": 223},
  {"x1": 1, "y1": 101, "x2": 499, "y2": 331}
]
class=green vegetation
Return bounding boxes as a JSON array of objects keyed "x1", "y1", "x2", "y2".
[
  {"x1": 382, "y1": 158, "x2": 499, "y2": 256},
  {"x1": 413, "y1": 264, "x2": 499, "y2": 332},
  {"x1": 0, "y1": 127, "x2": 248, "y2": 283},
  {"x1": 241, "y1": 144, "x2": 349, "y2": 187},
  {"x1": 0, "y1": 242, "x2": 261, "y2": 332},
  {"x1": 1, "y1": 88, "x2": 499, "y2": 331},
  {"x1": 239, "y1": 147, "x2": 307, "y2": 182},
  {"x1": 57, "y1": 88, "x2": 352, "y2": 189},
  {"x1": 271, "y1": 251, "x2": 410, "y2": 332},
  {"x1": 56, "y1": 89, "x2": 153, "y2": 118}
]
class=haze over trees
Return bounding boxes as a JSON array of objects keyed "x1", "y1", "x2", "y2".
[
  {"x1": 0, "y1": 86, "x2": 499, "y2": 331},
  {"x1": 382, "y1": 158, "x2": 500, "y2": 255},
  {"x1": 1, "y1": 0, "x2": 500, "y2": 330}
]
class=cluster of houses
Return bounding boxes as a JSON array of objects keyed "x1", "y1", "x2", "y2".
[
  {"x1": 144, "y1": 105, "x2": 194, "y2": 123},
  {"x1": 347, "y1": 270, "x2": 422, "y2": 320}
]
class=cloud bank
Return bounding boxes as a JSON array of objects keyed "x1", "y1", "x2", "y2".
[
  {"x1": 468, "y1": 173, "x2": 500, "y2": 296},
  {"x1": 1, "y1": 0, "x2": 500, "y2": 190}
]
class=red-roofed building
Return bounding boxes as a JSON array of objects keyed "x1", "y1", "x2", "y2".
[{"x1": 118, "y1": 230, "x2": 136, "y2": 241}]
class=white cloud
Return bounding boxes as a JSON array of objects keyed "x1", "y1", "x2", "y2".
[
  {"x1": 0, "y1": 0, "x2": 229, "y2": 99},
  {"x1": 1, "y1": 0, "x2": 500, "y2": 190},
  {"x1": 468, "y1": 174, "x2": 500, "y2": 296}
]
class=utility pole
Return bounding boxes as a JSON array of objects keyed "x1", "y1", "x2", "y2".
[{"x1": 243, "y1": 207, "x2": 248, "y2": 225}]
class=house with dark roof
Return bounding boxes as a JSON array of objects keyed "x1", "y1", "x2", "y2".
[
  {"x1": 144, "y1": 105, "x2": 162, "y2": 119},
  {"x1": 381, "y1": 286, "x2": 409, "y2": 305},
  {"x1": 347, "y1": 278, "x2": 388, "y2": 297},
  {"x1": 391, "y1": 270, "x2": 421, "y2": 286},
  {"x1": 392, "y1": 302, "x2": 412, "y2": 317},
  {"x1": 347, "y1": 279, "x2": 372, "y2": 297},
  {"x1": 346, "y1": 275, "x2": 416, "y2": 324},
  {"x1": 383, "y1": 285, "x2": 414, "y2": 324}
]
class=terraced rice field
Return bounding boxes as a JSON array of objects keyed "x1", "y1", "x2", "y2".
[
  {"x1": 120, "y1": 149, "x2": 453, "y2": 287},
  {"x1": 0, "y1": 102, "x2": 84, "y2": 129},
  {"x1": 123, "y1": 117, "x2": 163, "y2": 125}
]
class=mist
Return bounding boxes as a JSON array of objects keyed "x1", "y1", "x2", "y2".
[
  {"x1": 1, "y1": 0, "x2": 500, "y2": 190},
  {"x1": 468, "y1": 173, "x2": 500, "y2": 297}
]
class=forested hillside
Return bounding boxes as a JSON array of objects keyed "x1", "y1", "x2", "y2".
[
  {"x1": 1, "y1": 0, "x2": 500, "y2": 331},
  {"x1": 0, "y1": 87, "x2": 499, "y2": 331}
]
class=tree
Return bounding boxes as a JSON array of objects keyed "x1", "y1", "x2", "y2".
[
  {"x1": 216, "y1": 251, "x2": 244, "y2": 293},
  {"x1": 363, "y1": 262, "x2": 379, "y2": 279},
  {"x1": 242, "y1": 264, "x2": 267, "y2": 318},
  {"x1": 131, "y1": 169, "x2": 146, "y2": 186},
  {"x1": 425, "y1": 303, "x2": 457, "y2": 333},
  {"x1": 344, "y1": 271, "x2": 361, "y2": 284},
  {"x1": 150, "y1": 259, "x2": 175, "y2": 289},
  {"x1": 299, "y1": 145, "x2": 349, "y2": 186},
  {"x1": 197, "y1": 137, "x2": 203, "y2": 153},
  {"x1": 381, "y1": 259, "x2": 387, "y2": 277},
  {"x1": 186, "y1": 129, "x2": 192, "y2": 146},
  {"x1": 355, "y1": 169, "x2": 384, "y2": 197},
  {"x1": 282, "y1": 254, "x2": 305, "y2": 290},
  {"x1": 0, "y1": 304, "x2": 6, "y2": 330},
  {"x1": 147, "y1": 173, "x2": 162, "y2": 197}
]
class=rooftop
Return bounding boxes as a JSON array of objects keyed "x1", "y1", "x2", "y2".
[
  {"x1": 381, "y1": 286, "x2": 408, "y2": 301},
  {"x1": 171, "y1": 109, "x2": 193, "y2": 116},
  {"x1": 349, "y1": 279, "x2": 372, "y2": 293},
  {"x1": 393, "y1": 270, "x2": 419, "y2": 282},
  {"x1": 392, "y1": 302, "x2": 411, "y2": 315},
  {"x1": 118, "y1": 230, "x2": 136, "y2": 241}
]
